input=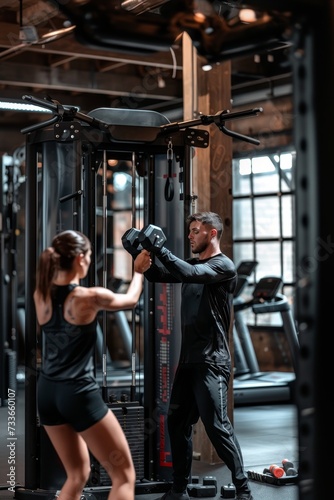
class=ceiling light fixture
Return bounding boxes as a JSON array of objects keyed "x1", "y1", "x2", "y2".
[
  {"x1": 202, "y1": 63, "x2": 213, "y2": 72},
  {"x1": 121, "y1": 0, "x2": 169, "y2": 15},
  {"x1": 19, "y1": 25, "x2": 39, "y2": 43},
  {"x1": 16, "y1": 0, "x2": 76, "y2": 47},
  {"x1": 0, "y1": 98, "x2": 80, "y2": 113},
  {"x1": 239, "y1": 9, "x2": 257, "y2": 23},
  {"x1": 0, "y1": 99, "x2": 52, "y2": 113},
  {"x1": 41, "y1": 25, "x2": 76, "y2": 43}
]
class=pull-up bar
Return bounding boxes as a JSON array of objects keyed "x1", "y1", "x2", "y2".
[{"x1": 21, "y1": 94, "x2": 262, "y2": 145}]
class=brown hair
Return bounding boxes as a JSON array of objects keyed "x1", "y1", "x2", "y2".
[
  {"x1": 186, "y1": 211, "x2": 224, "y2": 240},
  {"x1": 35, "y1": 230, "x2": 91, "y2": 300}
]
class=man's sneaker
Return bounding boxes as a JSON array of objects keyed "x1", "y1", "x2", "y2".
[
  {"x1": 156, "y1": 488, "x2": 190, "y2": 500},
  {"x1": 236, "y1": 492, "x2": 254, "y2": 500}
]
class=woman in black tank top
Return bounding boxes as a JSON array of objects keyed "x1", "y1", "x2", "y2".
[{"x1": 34, "y1": 230, "x2": 151, "y2": 500}]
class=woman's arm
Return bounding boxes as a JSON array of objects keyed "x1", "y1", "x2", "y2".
[
  {"x1": 92, "y1": 271, "x2": 144, "y2": 311},
  {"x1": 93, "y1": 249, "x2": 151, "y2": 311}
]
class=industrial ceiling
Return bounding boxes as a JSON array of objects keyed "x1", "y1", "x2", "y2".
[{"x1": 0, "y1": 1, "x2": 296, "y2": 134}]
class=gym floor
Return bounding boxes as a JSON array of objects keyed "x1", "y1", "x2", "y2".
[{"x1": 0, "y1": 384, "x2": 298, "y2": 500}]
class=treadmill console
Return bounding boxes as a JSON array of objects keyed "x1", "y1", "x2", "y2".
[
  {"x1": 234, "y1": 261, "x2": 258, "y2": 299},
  {"x1": 237, "y1": 260, "x2": 258, "y2": 277},
  {"x1": 253, "y1": 276, "x2": 282, "y2": 301}
]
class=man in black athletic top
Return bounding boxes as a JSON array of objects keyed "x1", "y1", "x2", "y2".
[
  {"x1": 142, "y1": 212, "x2": 253, "y2": 500},
  {"x1": 34, "y1": 229, "x2": 151, "y2": 500}
]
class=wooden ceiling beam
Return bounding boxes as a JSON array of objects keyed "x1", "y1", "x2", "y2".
[{"x1": 0, "y1": 61, "x2": 182, "y2": 100}]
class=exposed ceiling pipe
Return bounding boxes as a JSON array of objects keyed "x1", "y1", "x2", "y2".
[{"x1": 50, "y1": 0, "x2": 294, "y2": 60}]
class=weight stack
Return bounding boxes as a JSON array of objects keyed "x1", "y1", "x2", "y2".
[
  {"x1": 88, "y1": 402, "x2": 145, "y2": 487},
  {"x1": 5, "y1": 349, "x2": 17, "y2": 393}
]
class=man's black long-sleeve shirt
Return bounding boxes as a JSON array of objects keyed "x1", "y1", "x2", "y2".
[{"x1": 144, "y1": 247, "x2": 237, "y2": 367}]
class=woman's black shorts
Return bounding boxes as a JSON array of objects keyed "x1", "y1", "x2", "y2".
[{"x1": 37, "y1": 373, "x2": 109, "y2": 432}]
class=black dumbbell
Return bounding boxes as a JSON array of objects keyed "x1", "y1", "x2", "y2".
[
  {"x1": 202, "y1": 476, "x2": 217, "y2": 494},
  {"x1": 138, "y1": 224, "x2": 167, "y2": 253},
  {"x1": 187, "y1": 475, "x2": 217, "y2": 498},
  {"x1": 121, "y1": 228, "x2": 142, "y2": 258},
  {"x1": 282, "y1": 459, "x2": 298, "y2": 476},
  {"x1": 220, "y1": 483, "x2": 236, "y2": 498}
]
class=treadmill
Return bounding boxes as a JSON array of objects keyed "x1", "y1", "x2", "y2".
[
  {"x1": 233, "y1": 276, "x2": 299, "y2": 406},
  {"x1": 233, "y1": 261, "x2": 258, "y2": 377}
]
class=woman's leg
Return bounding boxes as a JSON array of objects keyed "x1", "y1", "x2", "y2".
[
  {"x1": 80, "y1": 410, "x2": 136, "y2": 500},
  {"x1": 44, "y1": 424, "x2": 91, "y2": 500}
]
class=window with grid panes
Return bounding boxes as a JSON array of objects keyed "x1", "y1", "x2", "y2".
[{"x1": 232, "y1": 149, "x2": 296, "y2": 326}]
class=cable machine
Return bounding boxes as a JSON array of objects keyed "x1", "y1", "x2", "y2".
[
  {"x1": 17, "y1": 95, "x2": 261, "y2": 499},
  {"x1": 0, "y1": 154, "x2": 19, "y2": 407}
]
